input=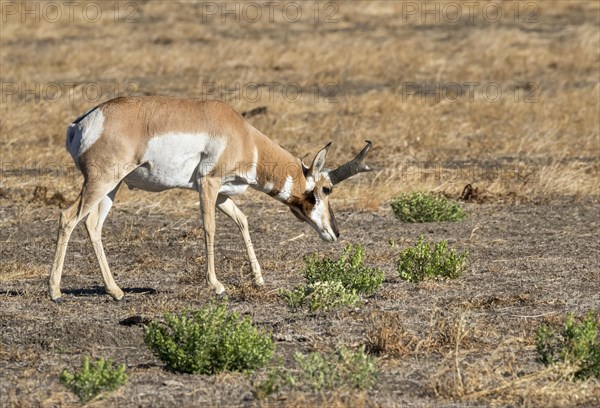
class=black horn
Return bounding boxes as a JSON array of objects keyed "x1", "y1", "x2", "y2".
[{"x1": 328, "y1": 141, "x2": 373, "y2": 185}]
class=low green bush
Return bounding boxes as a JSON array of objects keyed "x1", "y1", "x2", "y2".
[
  {"x1": 304, "y1": 244, "x2": 384, "y2": 296},
  {"x1": 279, "y1": 281, "x2": 360, "y2": 312},
  {"x1": 280, "y1": 244, "x2": 383, "y2": 311},
  {"x1": 390, "y1": 192, "x2": 466, "y2": 223},
  {"x1": 60, "y1": 355, "x2": 127, "y2": 403},
  {"x1": 290, "y1": 346, "x2": 378, "y2": 391},
  {"x1": 253, "y1": 346, "x2": 378, "y2": 397},
  {"x1": 536, "y1": 311, "x2": 600, "y2": 380},
  {"x1": 397, "y1": 235, "x2": 468, "y2": 282},
  {"x1": 144, "y1": 302, "x2": 274, "y2": 374}
]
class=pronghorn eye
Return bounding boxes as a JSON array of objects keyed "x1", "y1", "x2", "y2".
[{"x1": 322, "y1": 187, "x2": 332, "y2": 195}]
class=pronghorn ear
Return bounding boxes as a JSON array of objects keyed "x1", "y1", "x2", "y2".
[
  {"x1": 301, "y1": 156, "x2": 310, "y2": 177},
  {"x1": 308, "y1": 142, "x2": 332, "y2": 179}
]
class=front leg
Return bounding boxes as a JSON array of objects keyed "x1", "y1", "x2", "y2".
[
  {"x1": 216, "y1": 195, "x2": 264, "y2": 286},
  {"x1": 199, "y1": 176, "x2": 225, "y2": 295}
]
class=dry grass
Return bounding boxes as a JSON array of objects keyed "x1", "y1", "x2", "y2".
[
  {"x1": 366, "y1": 308, "x2": 600, "y2": 405},
  {"x1": 365, "y1": 310, "x2": 492, "y2": 358},
  {"x1": 0, "y1": 260, "x2": 48, "y2": 283},
  {"x1": 432, "y1": 335, "x2": 600, "y2": 406},
  {"x1": 1, "y1": 1, "x2": 598, "y2": 210},
  {"x1": 426, "y1": 309, "x2": 600, "y2": 406},
  {"x1": 365, "y1": 311, "x2": 417, "y2": 357},
  {"x1": 257, "y1": 392, "x2": 372, "y2": 408}
]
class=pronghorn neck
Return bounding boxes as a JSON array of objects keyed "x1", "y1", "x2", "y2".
[
  {"x1": 252, "y1": 133, "x2": 307, "y2": 204},
  {"x1": 265, "y1": 162, "x2": 307, "y2": 204}
]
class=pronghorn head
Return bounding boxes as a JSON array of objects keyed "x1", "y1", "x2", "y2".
[{"x1": 289, "y1": 141, "x2": 373, "y2": 242}]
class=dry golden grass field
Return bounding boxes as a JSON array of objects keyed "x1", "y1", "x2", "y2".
[{"x1": 1, "y1": 1, "x2": 599, "y2": 407}]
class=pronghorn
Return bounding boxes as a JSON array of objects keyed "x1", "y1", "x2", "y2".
[{"x1": 49, "y1": 96, "x2": 372, "y2": 301}]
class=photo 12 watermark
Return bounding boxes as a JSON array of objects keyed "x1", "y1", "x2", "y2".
[
  {"x1": 399, "y1": 1, "x2": 539, "y2": 24},
  {"x1": 0, "y1": 237, "x2": 284, "y2": 268},
  {"x1": 400, "y1": 82, "x2": 540, "y2": 103},
  {"x1": 199, "y1": 81, "x2": 339, "y2": 103},
  {"x1": 1, "y1": 1, "x2": 141, "y2": 24},
  {"x1": 0, "y1": 159, "x2": 541, "y2": 194},
  {"x1": 1, "y1": 80, "x2": 139, "y2": 103},
  {"x1": 197, "y1": 1, "x2": 339, "y2": 24},
  {"x1": 1, "y1": 161, "x2": 80, "y2": 188},
  {"x1": 395, "y1": 161, "x2": 541, "y2": 185}
]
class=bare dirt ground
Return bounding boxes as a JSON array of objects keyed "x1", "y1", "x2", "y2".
[
  {"x1": 1, "y1": 198, "x2": 599, "y2": 406},
  {"x1": 1, "y1": 1, "x2": 599, "y2": 407}
]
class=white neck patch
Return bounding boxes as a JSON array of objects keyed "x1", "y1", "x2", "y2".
[
  {"x1": 277, "y1": 175, "x2": 294, "y2": 201},
  {"x1": 240, "y1": 147, "x2": 259, "y2": 185}
]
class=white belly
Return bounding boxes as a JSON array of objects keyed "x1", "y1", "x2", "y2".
[
  {"x1": 124, "y1": 132, "x2": 225, "y2": 192},
  {"x1": 219, "y1": 180, "x2": 250, "y2": 195}
]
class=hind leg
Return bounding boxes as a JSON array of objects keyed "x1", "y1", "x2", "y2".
[
  {"x1": 49, "y1": 196, "x2": 81, "y2": 301},
  {"x1": 84, "y1": 185, "x2": 123, "y2": 300},
  {"x1": 48, "y1": 180, "x2": 119, "y2": 301}
]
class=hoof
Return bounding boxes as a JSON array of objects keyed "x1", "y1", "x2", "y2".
[
  {"x1": 254, "y1": 277, "x2": 265, "y2": 287},
  {"x1": 108, "y1": 289, "x2": 125, "y2": 301},
  {"x1": 215, "y1": 290, "x2": 227, "y2": 300},
  {"x1": 52, "y1": 297, "x2": 64, "y2": 304}
]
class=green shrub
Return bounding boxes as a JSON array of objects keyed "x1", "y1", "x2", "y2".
[
  {"x1": 290, "y1": 347, "x2": 378, "y2": 391},
  {"x1": 280, "y1": 245, "x2": 383, "y2": 312},
  {"x1": 251, "y1": 364, "x2": 283, "y2": 399},
  {"x1": 536, "y1": 311, "x2": 600, "y2": 380},
  {"x1": 390, "y1": 192, "x2": 466, "y2": 223},
  {"x1": 304, "y1": 244, "x2": 384, "y2": 296},
  {"x1": 254, "y1": 346, "x2": 378, "y2": 397},
  {"x1": 144, "y1": 302, "x2": 274, "y2": 374},
  {"x1": 60, "y1": 355, "x2": 127, "y2": 403},
  {"x1": 279, "y1": 281, "x2": 360, "y2": 312},
  {"x1": 397, "y1": 236, "x2": 468, "y2": 282}
]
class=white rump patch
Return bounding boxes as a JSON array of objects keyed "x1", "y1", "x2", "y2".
[
  {"x1": 277, "y1": 176, "x2": 294, "y2": 201},
  {"x1": 66, "y1": 108, "x2": 105, "y2": 163}
]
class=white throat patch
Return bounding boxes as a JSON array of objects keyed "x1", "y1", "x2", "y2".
[
  {"x1": 305, "y1": 176, "x2": 316, "y2": 192},
  {"x1": 261, "y1": 181, "x2": 274, "y2": 193},
  {"x1": 310, "y1": 198, "x2": 325, "y2": 229}
]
